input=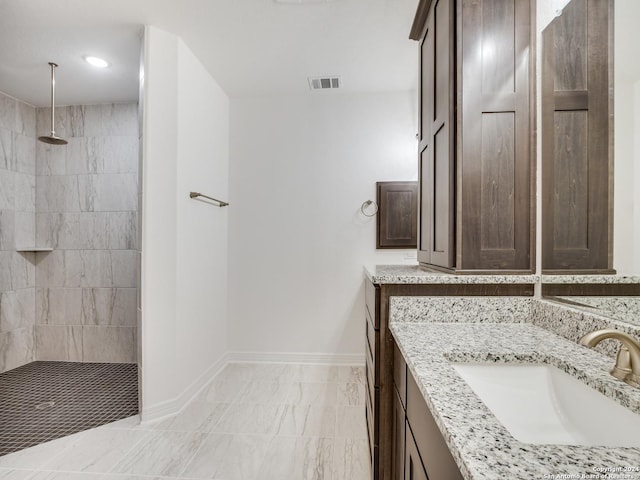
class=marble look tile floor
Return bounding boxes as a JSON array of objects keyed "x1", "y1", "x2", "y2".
[{"x1": 0, "y1": 363, "x2": 370, "y2": 480}]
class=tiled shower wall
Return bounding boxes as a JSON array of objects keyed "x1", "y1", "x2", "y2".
[
  {"x1": 0, "y1": 92, "x2": 37, "y2": 373},
  {"x1": 34, "y1": 103, "x2": 138, "y2": 363}
]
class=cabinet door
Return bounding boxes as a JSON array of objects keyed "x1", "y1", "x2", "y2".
[
  {"x1": 541, "y1": 0, "x2": 612, "y2": 272},
  {"x1": 377, "y1": 181, "x2": 419, "y2": 249},
  {"x1": 404, "y1": 423, "x2": 429, "y2": 480},
  {"x1": 417, "y1": 0, "x2": 455, "y2": 269},
  {"x1": 407, "y1": 371, "x2": 463, "y2": 480},
  {"x1": 392, "y1": 389, "x2": 406, "y2": 480},
  {"x1": 459, "y1": 0, "x2": 533, "y2": 270}
]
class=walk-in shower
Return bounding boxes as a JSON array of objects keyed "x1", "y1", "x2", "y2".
[{"x1": 0, "y1": 53, "x2": 141, "y2": 455}]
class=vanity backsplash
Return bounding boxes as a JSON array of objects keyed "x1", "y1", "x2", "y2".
[
  {"x1": 390, "y1": 296, "x2": 640, "y2": 360},
  {"x1": 389, "y1": 296, "x2": 532, "y2": 324}
]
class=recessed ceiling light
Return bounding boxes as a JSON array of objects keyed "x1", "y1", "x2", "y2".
[{"x1": 84, "y1": 56, "x2": 109, "y2": 68}]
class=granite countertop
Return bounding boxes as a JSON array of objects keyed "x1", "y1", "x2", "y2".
[
  {"x1": 541, "y1": 274, "x2": 640, "y2": 284},
  {"x1": 390, "y1": 321, "x2": 640, "y2": 480},
  {"x1": 364, "y1": 264, "x2": 539, "y2": 285},
  {"x1": 552, "y1": 296, "x2": 640, "y2": 327}
]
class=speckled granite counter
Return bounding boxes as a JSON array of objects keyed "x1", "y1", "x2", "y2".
[
  {"x1": 532, "y1": 299, "x2": 640, "y2": 356},
  {"x1": 553, "y1": 297, "x2": 640, "y2": 327},
  {"x1": 390, "y1": 296, "x2": 532, "y2": 323},
  {"x1": 541, "y1": 274, "x2": 640, "y2": 284},
  {"x1": 364, "y1": 265, "x2": 538, "y2": 285},
  {"x1": 390, "y1": 321, "x2": 640, "y2": 480}
]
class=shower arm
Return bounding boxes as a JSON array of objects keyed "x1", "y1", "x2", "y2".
[{"x1": 49, "y1": 62, "x2": 57, "y2": 136}]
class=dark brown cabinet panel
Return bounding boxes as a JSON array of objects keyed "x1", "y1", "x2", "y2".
[
  {"x1": 460, "y1": 0, "x2": 532, "y2": 270},
  {"x1": 377, "y1": 182, "x2": 419, "y2": 249},
  {"x1": 404, "y1": 424, "x2": 429, "y2": 480},
  {"x1": 393, "y1": 341, "x2": 407, "y2": 408},
  {"x1": 407, "y1": 371, "x2": 463, "y2": 480},
  {"x1": 392, "y1": 339, "x2": 407, "y2": 480},
  {"x1": 417, "y1": 0, "x2": 455, "y2": 269},
  {"x1": 392, "y1": 389, "x2": 406, "y2": 480},
  {"x1": 413, "y1": 0, "x2": 534, "y2": 272},
  {"x1": 391, "y1": 351, "x2": 463, "y2": 480},
  {"x1": 541, "y1": 0, "x2": 613, "y2": 272}
]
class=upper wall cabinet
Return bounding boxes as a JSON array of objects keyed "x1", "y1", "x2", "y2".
[
  {"x1": 411, "y1": 0, "x2": 534, "y2": 272},
  {"x1": 541, "y1": 0, "x2": 614, "y2": 273}
]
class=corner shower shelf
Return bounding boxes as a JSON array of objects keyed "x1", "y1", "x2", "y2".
[{"x1": 15, "y1": 247, "x2": 53, "y2": 252}]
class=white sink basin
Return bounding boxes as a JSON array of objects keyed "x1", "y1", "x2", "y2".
[{"x1": 452, "y1": 363, "x2": 640, "y2": 447}]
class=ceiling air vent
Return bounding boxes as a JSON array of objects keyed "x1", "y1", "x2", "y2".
[{"x1": 308, "y1": 76, "x2": 341, "y2": 90}]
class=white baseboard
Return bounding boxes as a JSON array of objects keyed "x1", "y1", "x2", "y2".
[
  {"x1": 140, "y1": 353, "x2": 229, "y2": 424},
  {"x1": 226, "y1": 351, "x2": 365, "y2": 366},
  {"x1": 139, "y1": 395, "x2": 177, "y2": 424}
]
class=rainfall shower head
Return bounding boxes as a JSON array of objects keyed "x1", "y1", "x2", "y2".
[
  {"x1": 38, "y1": 62, "x2": 67, "y2": 146},
  {"x1": 38, "y1": 134, "x2": 67, "y2": 145}
]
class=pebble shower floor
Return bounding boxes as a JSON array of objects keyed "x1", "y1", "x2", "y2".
[{"x1": 0, "y1": 361, "x2": 138, "y2": 456}]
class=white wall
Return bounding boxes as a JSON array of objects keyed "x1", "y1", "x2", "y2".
[
  {"x1": 228, "y1": 92, "x2": 417, "y2": 362},
  {"x1": 175, "y1": 39, "x2": 229, "y2": 397},
  {"x1": 141, "y1": 25, "x2": 229, "y2": 421},
  {"x1": 141, "y1": 26, "x2": 178, "y2": 416},
  {"x1": 613, "y1": 76, "x2": 636, "y2": 274}
]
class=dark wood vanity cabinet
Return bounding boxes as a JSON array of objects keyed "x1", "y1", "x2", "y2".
[
  {"x1": 365, "y1": 277, "x2": 533, "y2": 479},
  {"x1": 392, "y1": 340, "x2": 463, "y2": 480},
  {"x1": 411, "y1": 0, "x2": 535, "y2": 272},
  {"x1": 365, "y1": 279, "x2": 381, "y2": 479}
]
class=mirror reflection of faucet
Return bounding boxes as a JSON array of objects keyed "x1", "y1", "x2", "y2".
[{"x1": 580, "y1": 329, "x2": 640, "y2": 388}]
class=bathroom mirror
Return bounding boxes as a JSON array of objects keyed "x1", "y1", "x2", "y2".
[
  {"x1": 540, "y1": 0, "x2": 614, "y2": 274},
  {"x1": 543, "y1": 295, "x2": 640, "y2": 328},
  {"x1": 539, "y1": 0, "x2": 640, "y2": 319},
  {"x1": 540, "y1": 0, "x2": 639, "y2": 276}
]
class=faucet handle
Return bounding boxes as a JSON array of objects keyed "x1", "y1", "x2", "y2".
[
  {"x1": 611, "y1": 345, "x2": 632, "y2": 382},
  {"x1": 579, "y1": 328, "x2": 640, "y2": 388}
]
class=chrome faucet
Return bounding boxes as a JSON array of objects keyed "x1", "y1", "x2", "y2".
[{"x1": 579, "y1": 329, "x2": 640, "y2": 388}]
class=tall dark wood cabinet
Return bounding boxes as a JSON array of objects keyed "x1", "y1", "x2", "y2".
[
  {"x1": 415, "y1": 0, "x2": 455, "y2": 269},
  {"x1": 411, "y1": 0, "x2": 535, "y2": 272},
  {"x1": 541, "y1": 0, "x2": 614, "y2": 273}
]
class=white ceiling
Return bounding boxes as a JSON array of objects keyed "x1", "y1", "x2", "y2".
[{"x1": 0, "y1": 0, "x2": 419, "y2": 107}]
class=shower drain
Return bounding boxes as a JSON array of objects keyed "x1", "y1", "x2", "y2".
[{"x1": 34, "y1": 401, "x2": 56, "y2": 411}]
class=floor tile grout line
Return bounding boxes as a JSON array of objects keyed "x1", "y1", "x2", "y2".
[
  {"x1": 103, "y1": 426, "x2": 156, "y2": 475},
  {"x1": 29, "y1": 469, "x2": 106, "y2": 478},
  {"x1": 173, "y1": 431, "x2": 212, "y2": 479},
  {"x1": 333, "y1": 396, "x2": 340, "y2": 478},
  {"x1": 35, "y1": 429, "x2": 91, "y2": 470}
]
